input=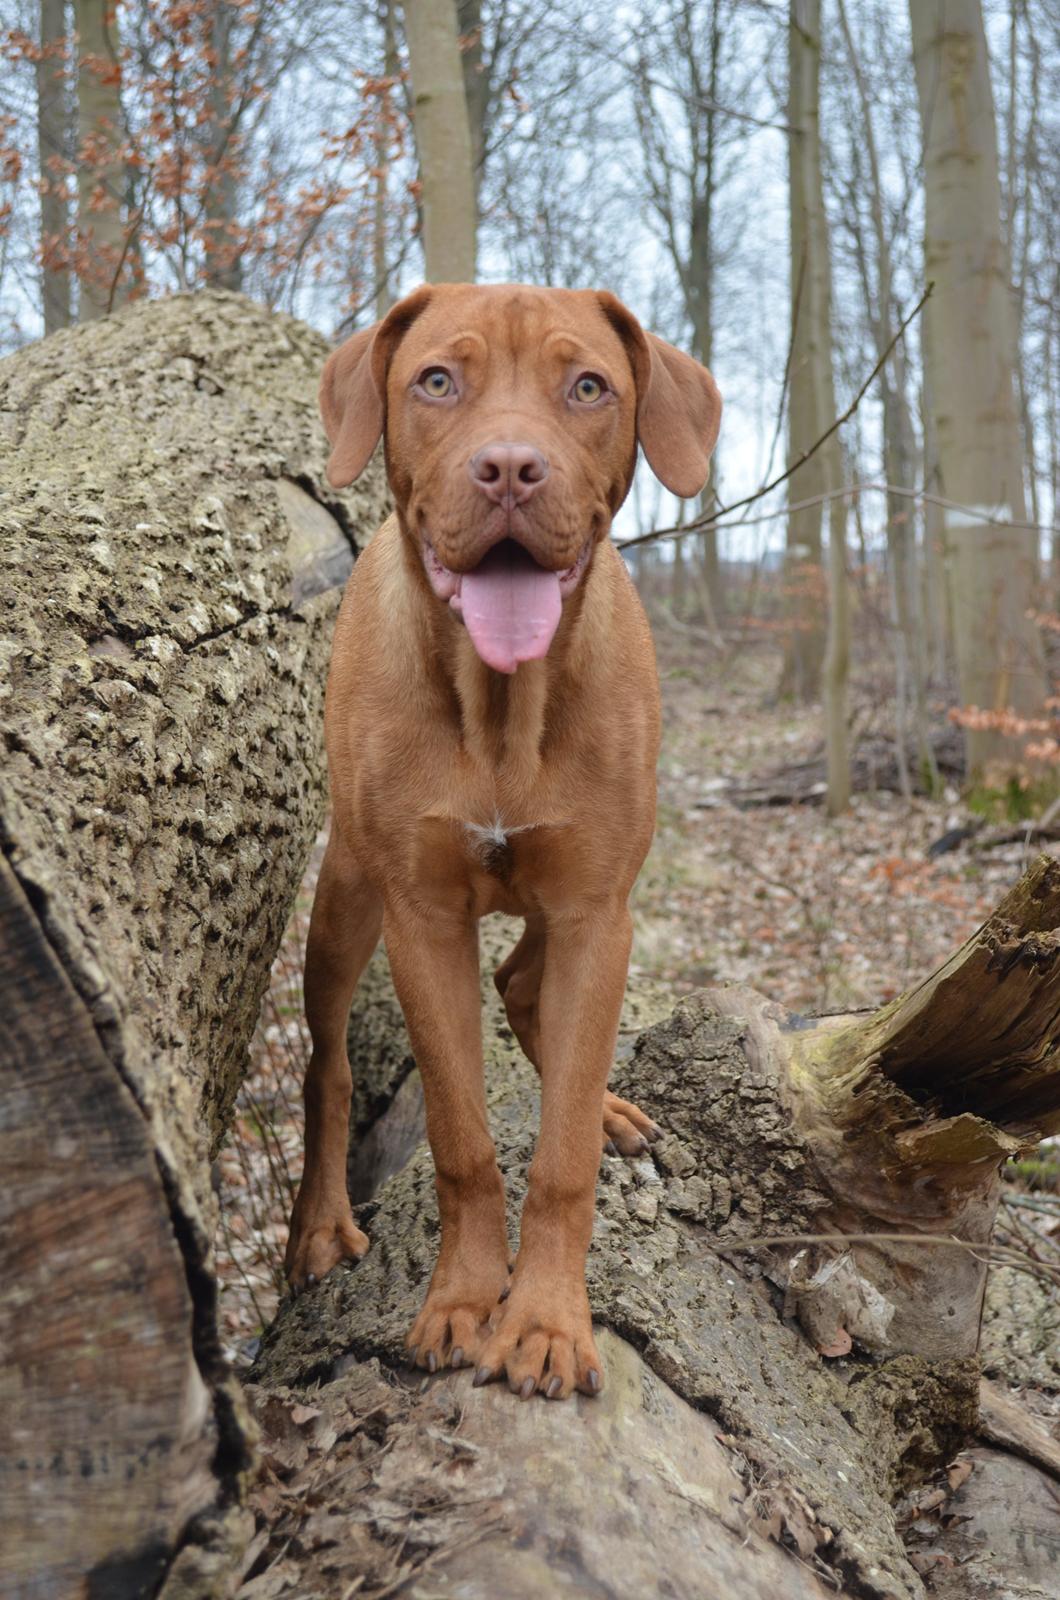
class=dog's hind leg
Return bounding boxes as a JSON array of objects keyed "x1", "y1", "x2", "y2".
[
  {"x1": 494, "y1": 917, "x2": 546, "y2": 1066},
  {"x1": 495, "y1": 918, "x2": 660, "y2": 1158},
  {"x1": 285, "y1": 834, "x2": 381, "y2": 1290}
]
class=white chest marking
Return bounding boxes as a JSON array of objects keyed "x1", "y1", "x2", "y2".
[{"x1": 462, "y1": 811, "x2": 534, "y2": 865}]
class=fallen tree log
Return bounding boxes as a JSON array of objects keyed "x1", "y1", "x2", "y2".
[
  {"x1": 251, "y1": 860, "x2": 1060, "y2": 1600},
  {"x1": 0, "y1": 290, "x2": 386, "y2": 1598},
  {"x1": 705, "y1": 723, "x2": 966, "y2": 809}
]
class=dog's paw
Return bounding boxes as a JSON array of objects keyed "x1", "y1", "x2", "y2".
[
  {"x1": 602, "y1": 1090, "x2": 662, "y2": 1158},
  {"x1": 471, "y1": 1280, "x2": 602, "y2": 1401},
  {"x1": 406, "y1": 1266, "x2": 509, "y2": 1374},
  {"x1": 285, "y1": 1209, "x2": 369, "y2": 1292}
]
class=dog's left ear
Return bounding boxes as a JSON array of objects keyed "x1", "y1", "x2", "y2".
[
  {"x1": 320, "y1": 285, "x2": 434, "y2": 487},
  {"x1": 597, "y1": 291, "x2": 721, "y2": 499}
]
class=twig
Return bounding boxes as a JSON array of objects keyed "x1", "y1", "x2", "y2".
[
  {"x1": 617, "y1": 479, "x2": 1060, "y2": 548},
  {"x1": 620, "y1": 284, "x2": 934, "y2": 551},
  {"x1": 710, "y1": 1229, "x2": 1060, "y2": 1292}
]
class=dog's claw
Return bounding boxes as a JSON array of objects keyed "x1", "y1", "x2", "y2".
[
  {"x1": 547, "y1": 1375, "x2": 563, "y2": 1399},
  {"x1": 604, "y1": 1139, "x2": 618, "y2": 1156},
  {"x1": 450, "y1": 1346, "x2": 464, "y2": 1369},
  {"x1": 587, "y1": 1368, "x2": 601, "y2": 1394},
  {"x1": 519, "y1": 1376, "x2": 535, "y2": 1400},
  {"x1": 425, "y1": 1350, "x2": 437, "y2": 1374},
  {"x1": 473, "y1": 1366, "x2": 493, "y2": 1388},
  {"x1": 306, "y1": 1273, "x2": 317, "y2": 1287},
  {"x1": 648, "y1": 1123, "x2": 663, "y2": 1142}
]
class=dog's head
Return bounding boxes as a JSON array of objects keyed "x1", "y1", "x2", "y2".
[{"x1": 320, "y1": 283, "x2": 720, "y2": 673}]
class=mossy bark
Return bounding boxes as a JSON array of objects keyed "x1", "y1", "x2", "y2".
[{"x1": 0, "y1": 289, "x2": 387, "y2": 1597}]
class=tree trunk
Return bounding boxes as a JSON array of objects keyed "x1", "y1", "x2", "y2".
[
  {"x1": 373, "y1": 0, "x2": 399, "y2": 319},
  {"x1": 456, "y1": 0, "x2": 488, "y2": 204},
  {"x1": 37, "y1": 0, "x2": 72, "y2": 334},
  {"x1": 75, "y1": 0, "x2": 129, "y2": 318},
  {"x1": 251, "y1": 857, "x2": 1060, "y2": 1600},
  {"x1": 202, "y1": 0, "x2": 242, "y2": 293},
  {"x1": 910, "y1": 0, "x2": 1046, "y2": 777},
  {"x1": 779, "y1": 1, "x2": 829, "y2": 704},
  {"x1": 403, "y1": 0, "x2": 477, "y2": 281},
  {"x1": 920, "y1": 364, "x2": 951, "y2": 687},
  {"x1": 835, "y1": 0, "x2": 935, "y2": 795},
  {"x1": 0, "y1": 289, "x2": 387, "y2": 1596},
  {"x1": 783, "y1": 1, "x2": 848, "y2": 804},
  {"x1": 824, "y1": 452, "x2": 850, "y2": 815}
]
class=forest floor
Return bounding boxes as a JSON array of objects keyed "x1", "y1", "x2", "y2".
[{"x1": 214, "y1": 627, "x2": 1058, "y2": 1366}]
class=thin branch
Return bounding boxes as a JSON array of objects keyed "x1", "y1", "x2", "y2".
[
  {"x1": 621, "y1": 282, "x2": 934, "y2": 551},
  {"x1": 617, "y1": 479, "x2": 1060, "y2": 548},
  {"x1": 710, "y1": 1230, "x2": 1060, "y2": 1292}
]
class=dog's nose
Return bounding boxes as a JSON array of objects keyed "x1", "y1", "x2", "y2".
[{"x1": 468, "y1": 442, "x2": 550, "y2": 506}]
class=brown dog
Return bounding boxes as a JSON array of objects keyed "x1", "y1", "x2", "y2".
[{"x1": 285, "y1": 283, "x2": 720, "y2": 1400}]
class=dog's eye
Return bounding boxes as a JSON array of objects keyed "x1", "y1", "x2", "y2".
[
  {"x1": 421, "y1": 369, "x2": 453, "y2": 397},
  {"x1": 572, "y1": 374, "x2": 605, "y2": 403}
]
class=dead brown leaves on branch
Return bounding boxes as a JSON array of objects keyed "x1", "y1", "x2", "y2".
[{"x1": 4, "y1": 2, "x2": 411, "y2": 312}]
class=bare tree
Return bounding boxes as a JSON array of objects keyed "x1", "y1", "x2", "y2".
[
  {"x1": 910, "y1": 0, "x2": 1047, "y2": 775},
  {"x1": 403, "y1": 0, "x2": 477, "y2": 280},
  {"x1": 372, "y1": 0, "x2": 400, "y2": 317},
  {"x1": 833, "y1": 0, "x2": 935, "y2": 794},
  {"x1": 74, "y1": 0, "x2": 128, "y2": 319},
  {"x1": 778, "y1": 0, "x2": 832, "y2": 709},
  {"x1": 202, "y1": 0, "x2": 242, "y2": 292},
  {"x1": 629, "y1": 0, "x2": 743, "y2": 615},
  {"x1": 37, "y1": 0, "x2": 71, "y2": 332}
]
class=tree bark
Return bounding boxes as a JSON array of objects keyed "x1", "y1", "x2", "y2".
[
  {"x1": 37, "y1": 0, "x2": 72, "y2": 333},
  {"x1": 456, "y1": 0, "x2": 488, "y2": 203},
  {"x1": 835, "y1": 0, "x2": 935, "y2": 795},
  {"x1": 202, "y1": 0, "x2": 243, "y2": 293},
  {"x1": 403, "y1": 0, "x2": 477, "y2": 281},
  {"x1": 373, "y1": 0, "x2": 400, "y2": 319},
  {"x1": 779, "y1": 0, "x2": 829, "y2": 705},
  {"x1": 783, "y1": 1, "x2": 849, "y2": 805},
  {"x1": 252, "y1": 857, "x2": 1060, "y2": 1600},
  {"x1": 910, "y1": 0, "x2": 1047, "y2": 776},
  {"x1": 75, "y1": 0, "x2": 129, "y2": 318},
  {"x1": 0, "y1": 289, "x2": 387, "y2": 1596}
]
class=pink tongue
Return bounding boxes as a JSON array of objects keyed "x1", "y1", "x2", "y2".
[{"x1": 459, "y1": 541, "x2": 562, "y2": 674}]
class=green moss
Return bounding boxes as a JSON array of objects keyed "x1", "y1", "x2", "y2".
[{"x1": 1003, "y1": 1151, "x2": 1060, "y2": 1191}]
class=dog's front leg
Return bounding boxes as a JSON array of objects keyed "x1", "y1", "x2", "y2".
[
  {"x1": 384, "y1": 902, "x2": 510, "y2": 1373},
  {"x1": 476, "y1": 904, "x2": 633, "y2": 1400}
]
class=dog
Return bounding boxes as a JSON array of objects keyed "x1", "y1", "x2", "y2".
[{"x1": 285, "y1": 282, "x2": 720, "y2": 1401}]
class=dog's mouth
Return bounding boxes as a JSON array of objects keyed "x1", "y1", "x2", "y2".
[{"x1": 422, "y1": 537, "x2": 591, "y2": 675}]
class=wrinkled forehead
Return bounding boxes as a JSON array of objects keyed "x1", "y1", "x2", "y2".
[{"x1": 389, "y1": 286, "x2": 633, "y2": 391}]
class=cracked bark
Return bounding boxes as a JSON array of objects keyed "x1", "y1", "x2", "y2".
[
  {"x1": 252, "y1": 864, "x2": 1060, "y2": 1600},
  {"x1": 0, "y1": 289, "x2": 387, "y2": 1596}
]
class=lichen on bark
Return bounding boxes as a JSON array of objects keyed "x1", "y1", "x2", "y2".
[{"x1": 0, "y1": 288, "x2": 387, "y2": 1591}]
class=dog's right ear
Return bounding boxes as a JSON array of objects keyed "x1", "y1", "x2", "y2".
[{"x1": 320, "y1": 285, "x2": 433, "y2": 487}]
